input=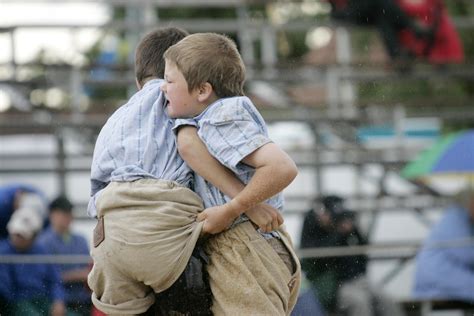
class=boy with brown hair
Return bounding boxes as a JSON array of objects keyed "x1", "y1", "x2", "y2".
[
  {"x1": 87, "y1": 27, "x2": 200, "y2": 315},
  {"x1": 162, "y1": 32, "x2": 302, "y2": 315},
  {"x1": 87, "y1": 27, "x2": 283, "y2": 315}
]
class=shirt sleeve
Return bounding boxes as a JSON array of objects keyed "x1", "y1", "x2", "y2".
[
  {"x1": 173, "y1": 118, "x2": 198, "y2": 134},
  {"x1": 197, "y1": 104, "x2": 271, "y2": 173}
]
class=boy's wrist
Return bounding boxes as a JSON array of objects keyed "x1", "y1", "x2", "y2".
[{"x1": 226, "y1": 199, "x2": 246, "y2": 218}]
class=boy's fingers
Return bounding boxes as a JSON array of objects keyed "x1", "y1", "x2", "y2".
[
  {"x1": 197, "y1": 212, "x2": 206, "y2": 222},
  {"x1": 260, "y1": 224, "x2": 270, "y2": 233},
  {"x1": 277, "y1": 213, "x2": 284, "y2": 225},
  {"x1": 202, "y1": 221, "x2": 210, "y2": 234},
  {"x1": 272, "y1": 220, "x2": 279, "y2": 231},
  {"x1": 270, "y1": 213, "x2": 282, "y2": 231},
  {"x1": 267, "y1": 223, "x2": 274, "y2": 233}
]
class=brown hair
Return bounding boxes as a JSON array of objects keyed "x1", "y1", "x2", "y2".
[
  {"x1": 164, "y1": 32, "x2": 245, "y2": 98},
  {"x1": 135, "y1": 27, "x2": 188, "y2": 86}
]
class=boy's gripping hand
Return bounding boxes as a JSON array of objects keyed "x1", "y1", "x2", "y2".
[
  {"x1": 245, "y1": 204, "x2": 283, "y2": 233},
  {"x1": 197, "y1": 202, "x2": 284, "y2": 235},
  {"x1": 197, "y1": 203, "x2": 240, "y2": 235}
]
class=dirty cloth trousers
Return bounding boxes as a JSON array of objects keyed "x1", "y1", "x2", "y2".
[
  {"x1": 205, "y1": 220, "x2": 302, "y2": 315},
  {"x1": 88, "y1": 178, "x2": 204, "y2": 315}
]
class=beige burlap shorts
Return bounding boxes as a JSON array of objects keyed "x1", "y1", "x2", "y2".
[
  {"x1": 88, "y1": 179, "x2": 204, "y2": 315},
  {"x1": 205, "y1": 221, "x2": 301, "y2": 316}
]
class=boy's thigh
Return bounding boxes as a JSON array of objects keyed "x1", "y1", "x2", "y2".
[{"x1": 205, "y1": 221, "x2": 300, "y2": 315}]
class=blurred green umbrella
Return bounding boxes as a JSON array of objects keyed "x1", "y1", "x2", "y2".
[{"x1": 401, "y1": 130, "x2": 474, "y2": 180}]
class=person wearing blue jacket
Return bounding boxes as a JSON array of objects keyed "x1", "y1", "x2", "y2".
[
  {"x1": 37, "y1": 195, "x2": 91, "y2": 316},
  {"x1": 413, "y1": 190, "x2": 474, "y2": 302},
  {"x1": 0, "y1": 206, "x2": 66, "y2": 315}
]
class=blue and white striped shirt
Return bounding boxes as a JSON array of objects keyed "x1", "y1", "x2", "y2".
[
  {"x1": 174, "y1": 96, "x2": 284, "y2": 214},
  {"x1": 88, "y1": 79, "x2": 193, "y2": 217}
]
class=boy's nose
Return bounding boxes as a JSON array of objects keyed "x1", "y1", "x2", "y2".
[{"x1": 160, "y1": 84, "x2": 167, "y2": 92}]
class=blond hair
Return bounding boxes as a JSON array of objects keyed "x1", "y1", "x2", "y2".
[{"x1": 164, "y1": 32, "x2": 245, "y2": 97}]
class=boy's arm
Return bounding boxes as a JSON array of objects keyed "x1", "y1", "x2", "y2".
[
  {"x1": 177, "y1": 126, "x2": 243, "y2": 198},
  {"x1": 196, "y1": 142, "x2": 297, "y2": 234},
  {"x1": 177, "y1": 126, "x2": 283, "y2": 232},
  {"x1": 225, "y1": 142, "x2": 298, "y2": 215},
  {"x1": 198, "y1": 143, "x2": 298, "y2": 234}
]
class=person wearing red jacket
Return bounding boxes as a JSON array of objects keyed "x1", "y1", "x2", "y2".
[
  {"x1": 326, "y1": 0, "x2": 432, "y2": 62},
  {"x1": 396, "y1": 0, "x2": 464, "y2": 64}
]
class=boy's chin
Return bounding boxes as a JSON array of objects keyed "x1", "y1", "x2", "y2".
[
  {"x1": 168, "y1": 113, "x2": 182, "y2": 119},
  {"x1": 166, "y1": 109, "x2": 192, "y2": 119},
  {"x1": 165, "y1": 107, "x2": 177, "y2": 118}
]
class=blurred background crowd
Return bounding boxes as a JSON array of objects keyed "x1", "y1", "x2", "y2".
[{"x1": 0, "y1": 0, "x2": 473, "y2": 315}]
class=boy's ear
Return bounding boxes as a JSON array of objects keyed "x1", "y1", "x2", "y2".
[{"x1": 197, "y1": 82, "x2": 214, "y2": 102}]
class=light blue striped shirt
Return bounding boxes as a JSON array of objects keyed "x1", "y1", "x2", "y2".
[
  {"x1": 88, "y1": 79, "x2": 193, "y2": 217},
  {"x1": 174, "y1": 96, "x2": 284, "y2": 216}
]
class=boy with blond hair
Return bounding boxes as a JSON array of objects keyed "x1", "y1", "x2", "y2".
[{"x1": 162, "y1": 32, "x2": 302, "y2": 315}]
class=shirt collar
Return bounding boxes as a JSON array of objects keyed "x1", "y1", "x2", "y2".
[
  {"x1": 142, "y1": 78, "x2": 163, "y2": 88},
  {"x1": 192, "y1": 96, "x2": 245, "y2": 120}
]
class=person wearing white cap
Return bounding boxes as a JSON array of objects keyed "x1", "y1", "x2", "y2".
[
  {"x1": 0, "y1": 206, "x2": 66, "y2": 315},
  {"x1": 0, "y1": 183, "x2": 48, "y2": 240}
]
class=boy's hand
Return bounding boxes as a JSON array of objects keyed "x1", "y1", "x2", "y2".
[
  {"x1": 245, "y1": 204, "x2": 283, "y2": 233},
  {"x1": 197, "y1": 204, "x2": 239, "y2": 235}
]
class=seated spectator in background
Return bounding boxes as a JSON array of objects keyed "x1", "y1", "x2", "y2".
[
  {"x1": 0, "y1": 183, "x2": 48, "y2": 239},
  {"x1": 0, "y1": 206, "x2": 66, "y2": 315},
  {"x1": 300, "y1": 195, "x2": 342, "y2": 312},
  {"x1": 396, "y1": 0, "x2": 464, "y2": 65},
  {"x1": 38, "y1": 196, "x2": 92, "y2": 316},
  {"x1": 326, "y1": 0, "x2": 432, "y2": 64},
  {"x1": 300, "y1": 195, "x2": 405, "y2": 316},
  {"x1": 334, "y1": 209, "x2": 405, "y2": 316},
  {"x1": 413, "y1": 189, "x2": 474, "y2": 302}
]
